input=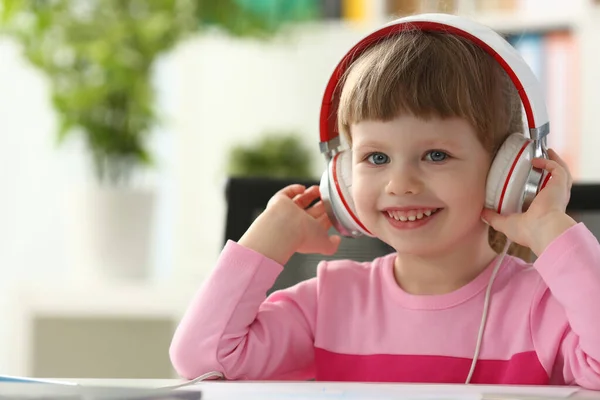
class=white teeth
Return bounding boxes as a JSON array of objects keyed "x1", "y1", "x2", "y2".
[{"x1": 386, "y1": 208, "x2": 438, "y2": 222}]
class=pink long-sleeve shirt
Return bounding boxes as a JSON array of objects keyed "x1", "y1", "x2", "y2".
[{"x1": 169, "y1": 223, "x2": 600, "y2": 389}]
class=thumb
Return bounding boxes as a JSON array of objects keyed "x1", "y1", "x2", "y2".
[{"x1": 481, "y1": 208, "x2": 504, "y2": 231}]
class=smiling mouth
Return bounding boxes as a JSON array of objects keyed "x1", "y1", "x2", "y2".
[{"x1": 384, "y1": 208, "x2": 442, "y2": 222}]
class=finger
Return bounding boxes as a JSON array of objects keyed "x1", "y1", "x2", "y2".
[
  {"x1": 306, "y1": 200, "x2": 326, "y2": 218},
  {"x1": 543, "y1": 148, "x2": 572, "y2": 181},
  {"x1": 276, "y1": 184, "x2": 306, "y2": 199},
  {"x1": 293, "y1": 185, "x2": 321, "y2": 209},
  {"x1": 531, "y1": 157, "x2": 569, "y2": 187},
  {"x1": 547, "y1": 147, "x2": 565, "y2": 164},
  {"x1": 306, "y1": 233, "x2": 340, "y2": 256},
  {"x1": 547, "y1": 148, "x2": 573, "y2": 188},
  {"x1": 481, "y1": 208, "x2": 508, "y2": 232},
  {"x1": 293, "y1": 185, "x2": 320, "y2": 208},
  {"x1": 317, "y1": 213, "x2": 333, "y2": 230}
]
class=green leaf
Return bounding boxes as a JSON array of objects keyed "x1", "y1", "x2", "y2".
[{"x1": 227, "y1": 132, "x2": 314, "y2": 179}]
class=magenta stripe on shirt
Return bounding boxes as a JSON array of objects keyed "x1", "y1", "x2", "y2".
[{"x1": 314, "y1": 347, "x2": 549, "y2": 384}]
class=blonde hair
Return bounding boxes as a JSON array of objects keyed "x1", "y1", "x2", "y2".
[{"x1": 337, "y1": 28, "x2": 533, "y2": 261}]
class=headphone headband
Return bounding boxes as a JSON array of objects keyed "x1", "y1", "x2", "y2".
[{"x1": 319, "y1": 13, "x2": 549, "y2": 155}]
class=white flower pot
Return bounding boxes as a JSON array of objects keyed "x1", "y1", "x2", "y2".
[{"x1": 65, "y1": 186, "x2": 156, "y2": 282}]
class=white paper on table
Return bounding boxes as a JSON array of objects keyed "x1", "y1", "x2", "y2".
[{"x1": 178, "y1": 381, "x2": 580, "y2": 400}]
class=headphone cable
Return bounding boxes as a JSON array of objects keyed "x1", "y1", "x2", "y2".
[{"x1": 465, "y1": 238, "x2": 512, "y2": 384}]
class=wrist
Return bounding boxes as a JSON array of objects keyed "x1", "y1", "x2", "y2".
[
  {"x1": 528, "y1": 212, "x2": 577, "y2": 256},
  {"x1": 238, "y1": 206, "x2": 299, "y2": 265}
]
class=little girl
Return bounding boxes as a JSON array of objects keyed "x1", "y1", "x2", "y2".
[{"x1": 169, "y1": 15, "x2": 600, "y2": 388}]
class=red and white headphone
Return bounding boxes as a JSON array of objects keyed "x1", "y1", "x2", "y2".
[{"x1": 318, "y1": 13, "x2": 551, "y2": 238}]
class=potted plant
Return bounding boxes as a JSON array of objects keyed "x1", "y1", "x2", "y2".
[
  {"x1": 0, "y1": 0, "x2": 317, "y2": 281},
  {"x1": 227, "y1": 132, "x2": 315, "y2": 180}
]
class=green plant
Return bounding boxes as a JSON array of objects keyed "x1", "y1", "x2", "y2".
[
  {"x1": 0, "y1": 0, "x2": 318, "y2": 185},
  {"x1": 227, "y1": 132, "x2": 315, "y2": 179}
]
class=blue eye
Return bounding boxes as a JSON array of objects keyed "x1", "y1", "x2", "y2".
[
  {"x1": 367, "y1": 152, "x2": 389, "y2": 165},
  {"x1": 425, "y1": 150, "x2": 448, "y2": 162}
]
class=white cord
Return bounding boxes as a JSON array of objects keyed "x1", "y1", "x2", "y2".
[
  {"x1": 464, "y1": 239, "x2": 512, "y2": 384},
  {"x1": 159, "y1": 371, "x2": 225, "y2": 390}
]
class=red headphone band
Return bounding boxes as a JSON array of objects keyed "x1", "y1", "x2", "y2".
[{"x1": 319, "y1": 20, "x2": 537, "y2": 145}]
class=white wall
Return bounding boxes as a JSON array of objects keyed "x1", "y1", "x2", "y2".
[
  {"x1": 0, "y1": 38, "x2": 81, "y2": 373},
  {"x1": 0, "y1": 37, "x2": 177, "y2": 373},
  {"x1": 578, "y1": 7, "x2": 600, "y2": 183},
  {"x1": 0, "y1": 39, "x2": 78, "y2": 284}
]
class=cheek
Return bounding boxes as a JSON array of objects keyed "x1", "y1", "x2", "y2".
[
  {"x1": 443, "y1": 168, "x2": 488, "y2": 208},
  {"x1": 351, "y1": 169, "x2": 379, "y2": 210}
]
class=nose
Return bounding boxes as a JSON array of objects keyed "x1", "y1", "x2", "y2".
[{"x1": 385, "y1": 162, "x2": 424, "y2": 195}]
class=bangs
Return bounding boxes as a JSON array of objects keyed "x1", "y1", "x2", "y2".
[{"x1": 337, "y1": 30, "x2": 519, "y2": 152}]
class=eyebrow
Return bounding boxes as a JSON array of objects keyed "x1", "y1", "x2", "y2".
[
  {"x1": 420, "y1": 138, "x2": 461, "y2": 148},
  {"x1": 353, "y1": 141, "x2": 384, "y2": 150},
  {"x1": 353, "y1": 137, "x2": 461, "y2": 150}
]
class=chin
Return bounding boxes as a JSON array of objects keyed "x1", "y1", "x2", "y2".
[{"x1": 365, "y1": 212, "x2": 479, "y2": 256}]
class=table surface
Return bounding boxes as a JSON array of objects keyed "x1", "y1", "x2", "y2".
[
  {"x1": 2, "y1": 378, "x2": 599, "y2": 400},
  {"x1": 63, "y1": 379, "x2": 600, "y2": 400}
]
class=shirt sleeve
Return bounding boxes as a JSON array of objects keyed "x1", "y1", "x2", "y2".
[
  {"x1": 169, "y1": 240, "x2": 320, "y2": 381},
  {"x1": 530, "y1": 222, "x2": 600, "y2": 389}
]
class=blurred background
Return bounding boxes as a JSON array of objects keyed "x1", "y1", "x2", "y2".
[{"x1": 0, "y1": 0, "x2": 598, "y2": 380}]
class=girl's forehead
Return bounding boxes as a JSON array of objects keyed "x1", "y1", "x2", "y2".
[
  {"x1": 351, "y1": 116, "x2": 477, "y2": 139},
  {"x1": 349, "y1": 117, "x2": 486, "y2": 153}
]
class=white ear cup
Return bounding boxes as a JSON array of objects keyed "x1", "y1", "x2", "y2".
[
  {"x1": 319, "y1": 151, "x2": 372, "y2": 237},
  {"x1": 485, "y1": 133, "x2": 535, "y2": 215},
  {"x1": 334, "y1": 150, "x2": 356, "y2": 214}
]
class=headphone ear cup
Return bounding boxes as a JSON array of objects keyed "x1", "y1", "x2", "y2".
[
  {"x1": 334, "y1": 150, "x2": 357, "y2": 215},
  {"x1": 320, "y1": 151, "x2": 372, "y2": 237},
  {"x1": 485, "y1": 133, "x2": 535, "y2": 215}
]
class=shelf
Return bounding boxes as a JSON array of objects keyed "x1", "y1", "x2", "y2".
[
  {"x1": 313, "y1": 10, "x2": 579, "y2": 38},
  {"x1": 468, "y1": 11, "x2": 578, "y2": 34}
]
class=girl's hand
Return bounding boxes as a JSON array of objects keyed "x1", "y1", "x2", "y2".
[
  {"x1": 481, "y1": 148, "x2": 577, "y2": 256},
  {"x1": 239, "y1": 184, "x2": 341, "y2": 265}
]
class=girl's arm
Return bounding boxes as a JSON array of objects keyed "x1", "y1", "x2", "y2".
[
  {"x1": 530, "y1": 221, "x2": 600, "y2": 389},
  {"x1": 170, "y1": 184, "x2": 340, "y2": 381},
  {"x1": 169, "y1": 239, "x2": 320, "y2": 380}
]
